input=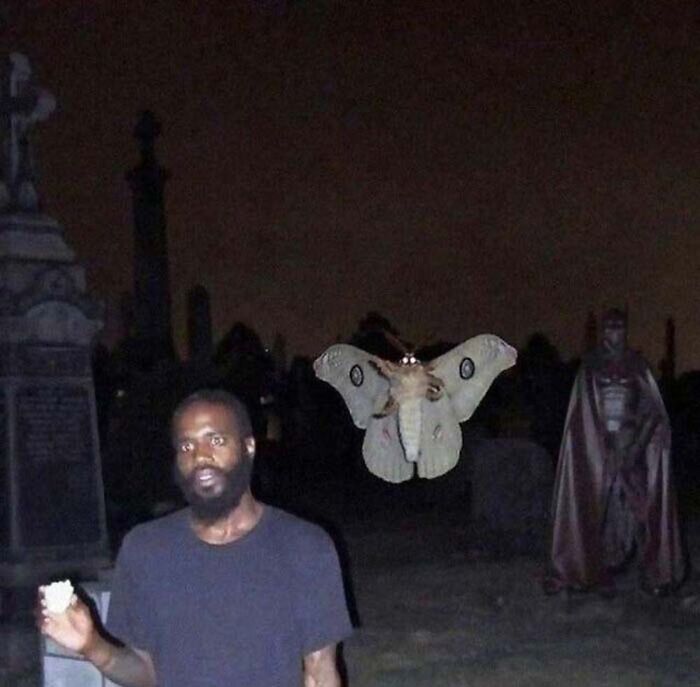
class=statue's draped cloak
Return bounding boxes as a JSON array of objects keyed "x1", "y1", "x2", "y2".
[{"x1": 547, "y1": 351, "x2": 686, "y2": 592}]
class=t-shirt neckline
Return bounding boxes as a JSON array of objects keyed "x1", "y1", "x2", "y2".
[{"x1": 185, "y1": 504, "x2": 273, "y2": 550}]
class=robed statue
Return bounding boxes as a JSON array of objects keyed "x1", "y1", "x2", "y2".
[{"x1": 545, "y1": 309, "x2": 686, "y2": 596}]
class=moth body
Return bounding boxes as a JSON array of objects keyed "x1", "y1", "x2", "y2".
[
  {"x1": 398, "y1": 396, "x2": 422, "y2": 462},
  {"x1": 375, "y1": 358, "x2": 442, "y2": 462}
]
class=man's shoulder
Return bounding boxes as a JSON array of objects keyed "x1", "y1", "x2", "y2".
[
  {"x1": 264, "y1": 505, "x2": 337, "y2": 554},
  {"x1": 121, "y1": 508, "x2": 189, "y2": 553}
]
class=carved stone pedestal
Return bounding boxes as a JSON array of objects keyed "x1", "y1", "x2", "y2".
[{"x1": 0, "y1": 215, "x2": 109, "y2": 592}]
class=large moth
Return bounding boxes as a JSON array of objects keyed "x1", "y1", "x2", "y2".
[{"x1": 313, "y1": 335, "x2": 516, "y2": 483}]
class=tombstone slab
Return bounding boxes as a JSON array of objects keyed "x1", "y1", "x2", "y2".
[{"x1": 468, "y1": 438, "x2": 554, "y2": 556}]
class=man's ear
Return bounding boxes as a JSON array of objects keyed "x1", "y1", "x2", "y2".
[{"x1": 244, "y1": 436, "x2": 256, "y2": 458}]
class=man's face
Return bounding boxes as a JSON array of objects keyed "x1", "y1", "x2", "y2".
[
  {"x1": 173, "y1": 402, "x2": 255, "y2": 522},
  {"x1": 602, "y1": 319, "x2": 627, "y2": 354}
]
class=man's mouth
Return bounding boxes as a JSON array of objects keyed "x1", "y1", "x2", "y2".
[{"x1": 194, "y1": 467, "x2": 222, "y2": 488}]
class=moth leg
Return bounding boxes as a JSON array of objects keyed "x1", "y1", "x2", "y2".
[
  {"x1": 369, "y1": 359, "x2": 399, "y2": 379},
  {"x1": 425, "y1": 373, "x2": 445, "y2": 401},
  {"x1": 374, "y1": 395, "x2": 399, "y2": 417}
]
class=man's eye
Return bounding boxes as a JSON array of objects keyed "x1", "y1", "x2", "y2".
[
  {"x1": 211, "y1": 435, "x2": 225, "y2": 446},
  {"x1": 179, "y1": 442, "x2": 193, "y2": 453}
]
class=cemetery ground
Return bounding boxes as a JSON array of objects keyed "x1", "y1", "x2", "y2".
[
  {"x1": 339, "y1": 505, "x2": 700, "y2": 687},
  {"x1": 3, "y1": 487, "x2": 699, "y2": 686}
]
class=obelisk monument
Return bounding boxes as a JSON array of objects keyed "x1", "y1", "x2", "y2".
[{"x1": 0, "y1": 53, "x2": 109, "y2": 597}]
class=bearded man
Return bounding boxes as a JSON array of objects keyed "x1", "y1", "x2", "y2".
[
  {"x1": 545, "y1": 309, "x2": 686, "y2": 597},
  {"x1": 40, "y1": 389, "x2": 352, "y2": 687}
]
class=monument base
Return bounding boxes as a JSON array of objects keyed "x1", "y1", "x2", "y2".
[
  {"x1": 0, "y1": 554, "x2": 111, "y2": 587},
  {"x1": 0, "y1": 613, "x2": 40, "y2": 675}
]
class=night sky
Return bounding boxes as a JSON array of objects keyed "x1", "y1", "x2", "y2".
[{"x1": 3, "y1": 1, "x2": 699, "y2": 370}]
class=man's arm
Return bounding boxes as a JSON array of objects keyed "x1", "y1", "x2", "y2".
[
  {"x1": 39, "y1": 592, "x2": 157, "y2": 687},
  {"x1": 303, "y1": 643, "x2": 342, "y2": 687},
  {"x1": 82, "y1": 633, "x2": 157, "y2": 687}
]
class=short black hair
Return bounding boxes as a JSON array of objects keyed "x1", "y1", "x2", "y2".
[{"x1": 171, "y1": 389, "x2": 253, "y2": 439}]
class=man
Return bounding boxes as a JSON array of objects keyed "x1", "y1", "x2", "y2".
[
  {"x1": 40, "y1": 389, "x2": 352, "y2": 687},
  {"x1": 545, "y1": 309, "x2": 686, "y2": 596}
]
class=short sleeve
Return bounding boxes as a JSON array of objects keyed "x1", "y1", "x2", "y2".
[
  {"x1": 104, "y1": 532, "x2": 156, "y2": 655},
  {"x1": 294, "y1": 528, "x2": 353, "y2": 655}
]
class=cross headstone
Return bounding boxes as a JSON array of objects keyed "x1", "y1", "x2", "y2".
[{"x1": 0, "y1": 52, "x2": 55, "y2": 213}]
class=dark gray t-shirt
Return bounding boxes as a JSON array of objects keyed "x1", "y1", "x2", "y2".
[{"x1": 106, "y1": 506, "x2": 352, "y2": 687}]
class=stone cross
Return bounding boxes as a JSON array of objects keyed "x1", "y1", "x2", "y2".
[{"x1": 0, "y1": 52, "x2": 55, "y2": 213}]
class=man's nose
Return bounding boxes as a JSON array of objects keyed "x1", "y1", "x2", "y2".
[{"x1": 194, "y1": 441, "x2": 214, "y2": 463}]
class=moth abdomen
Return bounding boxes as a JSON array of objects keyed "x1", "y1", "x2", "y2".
[{"x1": 398, "y1": 397, "x2": 422, "y2": 462}]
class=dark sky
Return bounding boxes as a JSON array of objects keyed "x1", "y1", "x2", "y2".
[{"x1": 3, "y1": 1, "x2": 699, "y2": 370}]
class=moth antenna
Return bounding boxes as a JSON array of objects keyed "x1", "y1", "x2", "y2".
[
  {"x1": 424, "y1": 328, "x2": 437, "y2": 347},
  {"x1": 413, "y1": 329, "x2": 435, "y2": 358},
  {"x1": 382, "y1": 330, "x2": 412, "y2": 356}
]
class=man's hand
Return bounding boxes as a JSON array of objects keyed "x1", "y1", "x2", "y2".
[
  {"x1": 37, "y1": 586, "x2": 157, "y2": 687},
  {"x1": 38, "y1": 587, "x2": 97, "y2": 655},
  {"x1": 303, "y1": 644, "x2": 342, "y2": 687}
]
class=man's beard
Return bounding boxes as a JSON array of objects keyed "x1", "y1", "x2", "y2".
[{"x1": 174, "y1": 457, "x2": 253, "y2": 523}]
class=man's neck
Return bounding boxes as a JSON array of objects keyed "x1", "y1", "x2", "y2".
[{"x1": 190, "y1": 492, "x2": 264, "y2": 545}]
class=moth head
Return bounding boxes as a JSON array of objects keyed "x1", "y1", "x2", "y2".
[{"x1": 399, "y1": 353, "x2": 419, "y2": 366}]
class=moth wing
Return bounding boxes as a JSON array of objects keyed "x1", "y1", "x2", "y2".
[
  {"x1": 417, "y1": 395, "x2": 463, "y2": 479},
  {"x1": 313, "y1": 344, "x2": 389, "y2": 429},
  {"x1": 363, "y1": 413, "x2": 414, "y2": 483},
  {"x1": 429, "y1": 334, "x2": 517, "y2": 423}
]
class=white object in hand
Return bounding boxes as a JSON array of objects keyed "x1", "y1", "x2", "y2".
[{"x1": 43, "y1": 579, "x2": 74, "y2": 613}]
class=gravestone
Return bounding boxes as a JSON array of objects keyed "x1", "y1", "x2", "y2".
[
  {"x1": 468, "y1": 438, "x2": 553, "y2": 556},
  {"x1": 0, "y1": 53, "x2": 109, "y2": 599}
]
